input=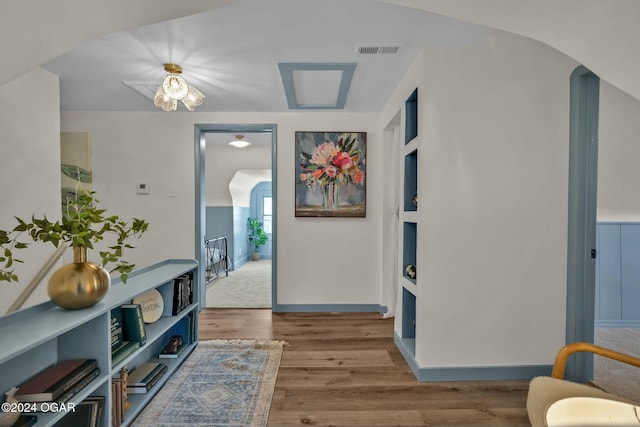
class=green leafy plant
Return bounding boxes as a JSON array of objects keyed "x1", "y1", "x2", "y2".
[
  {"x1": 247, "y1": 217, "x2": 268, "y2": 252},
  {"x1": 0, "y1": 190, "x2": 149, "y2": 283}
]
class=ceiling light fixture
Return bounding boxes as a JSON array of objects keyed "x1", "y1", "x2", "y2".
[
  {"x1": 154, "y1": 63, "x2": 204, "y2": 111},
  {"x1": 228, "y1": 135, "x2": 251, "y2": 148}
]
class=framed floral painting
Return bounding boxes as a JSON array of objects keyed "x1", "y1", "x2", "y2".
[{"x1": 295, "y1": 131, "x2": 366, "y2": 217}]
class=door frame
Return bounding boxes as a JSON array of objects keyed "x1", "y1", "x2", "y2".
[
  {"x1": 565, "y1": 66, "x2": 600, "y2": 382},
  {"x1": 194, "y1": 123, "x2": 278, "y2": 310}
]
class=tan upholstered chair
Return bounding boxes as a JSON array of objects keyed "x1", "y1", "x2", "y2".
[{"x1": 527, "y1": 342, "x2": 640, "y2": 427}]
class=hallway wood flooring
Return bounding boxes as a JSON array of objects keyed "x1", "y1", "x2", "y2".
[{"x1": 199, "y1": 309, "x2": 531, "y2": 426}]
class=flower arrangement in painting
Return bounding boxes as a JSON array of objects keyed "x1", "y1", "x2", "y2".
[{"x1": 298, "y1": 133, "x2": 365, "y2": 210}]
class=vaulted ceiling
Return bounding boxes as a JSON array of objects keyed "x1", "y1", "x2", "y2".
[
  {"x1": 38, "y1": 0, "x2": 491, "y2": 112},
  {"x1": 3, "y1": 0, "x2": 640, "y2": 112}
]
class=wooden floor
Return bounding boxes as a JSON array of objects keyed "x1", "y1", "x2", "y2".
[{"x1": 199, "y1": 309, "x2": 531, "y2": 427}]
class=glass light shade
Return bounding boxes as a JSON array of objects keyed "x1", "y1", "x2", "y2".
[
  {"x1": 162, "y1": 73, "x2": 188, "y2": 99},
  {"x1": 228, "y1": 137, "x2": 251, "y2": 148},
  {"x1": 154, "y1": 86, "x2": 177, "y2": 111},
  {"x1": 180, "y1": 85, "x2": 205, "y2": 111}
]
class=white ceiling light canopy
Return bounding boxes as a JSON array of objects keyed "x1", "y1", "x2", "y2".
[
  {"x1": 154, "y1": 63, "x2": 204, "y2": 111},
  {"x1": 228, "y1": 134, "x2": 251, "y2": 148}
]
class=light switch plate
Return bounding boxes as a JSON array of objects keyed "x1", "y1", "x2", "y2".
[{"x1": 136, "y1": 183, "x2": 150, "y2": 194}]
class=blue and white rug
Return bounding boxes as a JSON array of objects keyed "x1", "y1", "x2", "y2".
[{"x1": 133, "y1": 339, "x2": 284, "y2": 427}]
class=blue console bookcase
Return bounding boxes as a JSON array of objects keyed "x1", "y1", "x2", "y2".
[{"x1": 0, "y1": 259, "x2": 199, "y2": 427}]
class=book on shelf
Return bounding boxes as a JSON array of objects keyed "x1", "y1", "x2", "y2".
[
  {"x1": 181, "y1": 272, "x2": 194, "y2": 307},
  {"x1": 173, "y1": 276, "x2": 183, "y2": 315},
  {"x1": 85, "y1": 396, "x2": 105, "y2": 427},
  {"x1": 120, "y1": 304, "x2": 147, "y2": 345},
  {"x1": 111, "y1": 378, "x2": 124, "y2": 427},
  {"x1": 126, "y1": 362, "x2": 166, "y2": 386},
  {"x1": 56, "y1": 368, "x2": 100, "y2": 404},
  {"x1": 126, "y1": 363, "x2": 167, "y2": 394},
  {"x1": 53, "y1": 395, "x2": 104, "y2": 427},
  {"x1": 189, "y1": 310, "x2": 197, "y2": 343},
  {"x1": 158, "y1": 273, "x2": 194, "y2": 317},
  {"x1": 110, "y1": 382, "x2": 117, "y2": 427},
  {"x1": 157, "y1": 281, "x2": 176, "y2": 317},
  {"x1": 15, "y1": 359, "x2": 98, "y2": 402},
  {"x1": 111, "y1": 341, "x2": 140, "y2": 366},
  {"x1": 110, "y1": 307, "x2": 124, "y2": 353},
  {"x1": 29, "y1": 368, "x2": 100, "y2": 411}
]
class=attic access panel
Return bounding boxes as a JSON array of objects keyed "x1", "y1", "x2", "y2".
[{"x1": 278, "y1": 63, "x2": 356, "y2": 109}]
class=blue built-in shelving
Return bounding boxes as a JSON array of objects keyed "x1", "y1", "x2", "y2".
[
  {"x1": 404, "y1": 150, "x2": 418, "y2": 212},
  {"x1": 405, "y1": 88, "x2": 418, "y2": 144},
  {"x1": 400, "y1": 87, "x2": 419, "y2": 364},
  {"x1": 400, "y1": 287, "x2": 417, "y2": 358},
  {"x1": 402, "y1": 287, "x2": 416, "y2": 340},
  {"x1": 403, "y1": 222, "x2": 417, "y2": 285}
]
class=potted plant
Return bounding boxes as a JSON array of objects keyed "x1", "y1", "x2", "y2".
[
  {"x1": 247, "y1": 217, "x2": 268, "y2": 261},
  {"x1": 0, "y1": 189, "x2": 149, "y2": 309}
]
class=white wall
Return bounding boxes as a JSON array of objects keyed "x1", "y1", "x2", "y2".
[
  {"x1": 597, "y1": 81, "x2": 640, "y2": 221},
  {"x1": 60, "y1": 111, "x2": 383, "y2": 307},
  {"x1": 205, "y1": 143, "x2": 271, "y2": 206},
  {"x1": 0, "y1": 68, "x2": 62, "y2": 313},
  {"x1": 383, "y1": 31, "x2": 580, "y2": 368},
  {"x1": 420, "y1": 31, "x2": 579, "y2": 367}
]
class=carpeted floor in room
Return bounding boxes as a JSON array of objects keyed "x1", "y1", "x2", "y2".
[
  {"x1": 593, "y1": 327, "x2": 640, "y2": 402},
  {"x1": 205, "y1": 259, "x2": 271, "y2": 308}
]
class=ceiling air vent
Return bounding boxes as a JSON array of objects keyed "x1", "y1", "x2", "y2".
[{"x1": 356, "y1": 44, "x2": 400, "y2": 55}]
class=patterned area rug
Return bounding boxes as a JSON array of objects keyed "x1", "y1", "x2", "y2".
[{"x1": 133, "y1": 339, "x2": 284, "y2": 427}]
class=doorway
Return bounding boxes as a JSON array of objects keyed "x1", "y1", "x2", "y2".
[{"x1": 194, "y1": 124, "x2": 277, "y2": 310}]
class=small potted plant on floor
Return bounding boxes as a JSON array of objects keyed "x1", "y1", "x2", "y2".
[{"x1": 247, "y1": 218, "x2": 268, "y2": 261}]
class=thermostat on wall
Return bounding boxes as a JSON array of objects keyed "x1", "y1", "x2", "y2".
[{"x1": 136, "y1": 183, "x2": 150, "y2": 194}]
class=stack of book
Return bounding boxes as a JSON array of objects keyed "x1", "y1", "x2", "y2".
[
  {"x1": 14, "y1": 359, "x2": 100, "y2": 407},
  {"x1": 126, "y1": 362, "x2": 167, "y2": 394},
  {"x1": 111, "y1": 304, "x2": 147, "y2": 366},
  {"x1": 158, "y1": 273, "x2": 193, "y2": 316}
]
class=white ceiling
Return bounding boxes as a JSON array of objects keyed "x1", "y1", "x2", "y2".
[{"x1": 40, "y1": 0, "x2": 492, "y2": 112}]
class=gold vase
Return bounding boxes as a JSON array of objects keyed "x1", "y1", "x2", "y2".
[{"x1": 47, "y1": 247, "x2": 111, "y2": 310}]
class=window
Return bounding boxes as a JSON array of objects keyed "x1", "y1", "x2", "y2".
[{"x1": 263, "y1": 196, "x2": 272, "y2": 234}]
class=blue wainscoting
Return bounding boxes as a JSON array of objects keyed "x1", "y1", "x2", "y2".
[
  {"x1": 596, "y1": 222, "x2": 640, "y2": 327},
  {"x1": 233, "y1": 206, "x2": 250, "y2": 269},
  {"x1": 205, "y1": 206, "x2": 234, "y2": 266}
]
